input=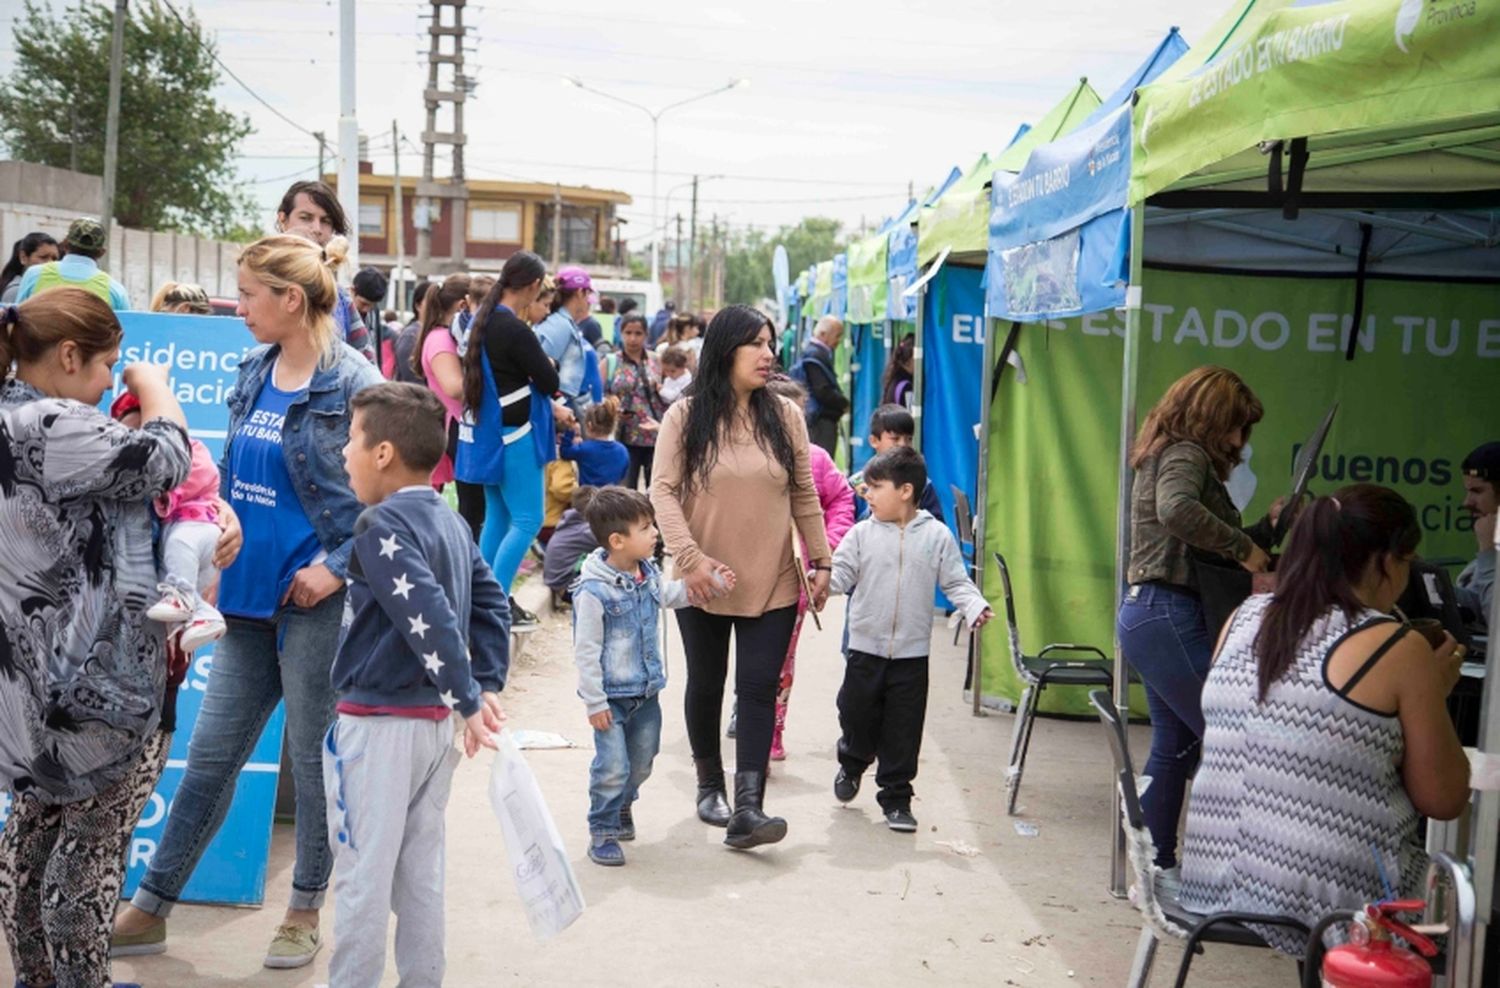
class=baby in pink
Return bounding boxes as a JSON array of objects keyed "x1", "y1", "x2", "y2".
[{"x1": 111, "y1": 391, "x2": 226, "y2": 651}]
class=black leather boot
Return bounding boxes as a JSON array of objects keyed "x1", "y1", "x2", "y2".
[
  {"x1": 693, "y1": 757, "x2": 731, "y2": 827},
  {"x1": 724, "y1": 770, "x2": 787, "y2": 849}
]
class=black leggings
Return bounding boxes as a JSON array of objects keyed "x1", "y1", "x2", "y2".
[
  {"x1": 456, "y1": 481, "x2": 486, "y2": 544},
  {"x1": 625, "y1": 444, "x2": 655, "y2": 491},
  {"x1": 676, "y1": 605, "x2": 799, "y2": 773}
]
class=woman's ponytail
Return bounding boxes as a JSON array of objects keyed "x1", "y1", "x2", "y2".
[{"x1": 1253, "y1": 484, "x2": 1420, "y2": 699}]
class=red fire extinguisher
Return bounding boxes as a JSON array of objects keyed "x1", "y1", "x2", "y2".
[{"x1": 1320, "y1": 900, "x2": 1438, "y2": 988}]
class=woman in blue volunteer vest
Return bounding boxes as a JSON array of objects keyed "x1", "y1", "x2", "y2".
[
  {"x1": 113, "y1": 234, "x2": 382, "y2": 970},
  {"x1": 456, "y1": 250, "x2": 566, "y2": 625},
  {"x1": 534, "y1": 266, "x2": 604, "y2": 415}
]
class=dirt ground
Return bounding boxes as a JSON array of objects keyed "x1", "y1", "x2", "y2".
[{"x1": 9, "y1": 593, "x2": 1301, "y2": 987}]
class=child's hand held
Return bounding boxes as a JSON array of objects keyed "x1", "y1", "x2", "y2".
[
  {"x1": 589, "y1": 709, "x2": 613, "y2": 731},
  {"x1": 972, "y1": 608, "x2": 995, "y2": 629}
]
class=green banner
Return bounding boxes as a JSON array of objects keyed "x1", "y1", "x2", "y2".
[
  {"x1": 981, "y1": 267, "x2": 1500, "y2": 713},
  {"x1": 1131, "y1": 0, "x2": 1500, "y2": 203},
  {"x1": 846, "y1": 233, "x2": 889, "y2": 324}
]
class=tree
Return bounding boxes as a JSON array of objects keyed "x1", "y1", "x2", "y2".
[
  {"x1": 0, "y1": 0, "x2": 254, "y2": 235},
  {"x1": 723, "y1": 217, "x2": 844, "y2": 306}
]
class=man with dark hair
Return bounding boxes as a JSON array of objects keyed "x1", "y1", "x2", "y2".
[
  {"x1": 273, "y1": 180, "x2": 375, "y2": 362},
  {"x1": 275, "y1": 180, "x2": 349, "y2": 245},
  {"x1": 390, "y1": 280, "x2": 434, "y2": 385},
  {"x1": 1459, "y1": 441, "x2": 1498, "y2": 627},
  {"x1": 14, "y1": 217, "x2": 129, "y2": 309},
  {"x1": 351, "y1": 267, "x2": 389, "y2": 372}
]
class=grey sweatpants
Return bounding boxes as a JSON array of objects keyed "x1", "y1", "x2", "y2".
[{"x1": 323, "y1": 714, "x2": 461, "y2": 988}]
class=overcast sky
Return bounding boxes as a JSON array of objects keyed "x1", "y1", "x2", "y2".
[{"x1": 8, "y1": 0, "x2": 1222, "y2": 248}]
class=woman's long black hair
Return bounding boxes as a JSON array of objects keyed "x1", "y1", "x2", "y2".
[
  {"x1": 1252, "y1": 483, "x2": 1421, "y2": 701},
  {"x1": 0, "y1": 232, "x2": 58, "y2": 296},
  {"x1": 463, "y1": 250, "x2": 546, "y2": 414},
  {"x1": 679, "y1": 304, "x2": 799, "y2": 497},
  {"x1": 881, "y1": 334, "x2": 914, "y2": 404}
]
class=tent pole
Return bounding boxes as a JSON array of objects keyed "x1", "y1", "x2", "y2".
[
  {"x1": 1469, "y1": 533, "x2": 1500, "y2": 986},
  {"x1": 912, "y1": 286, "x2": 927, "y2": 453},
  {"x1": 973, "y1": 305, "x2": 997, "y2": 718},
  {"x1": 1109, "y1": 202, "x2": 1147, "y2": 898}
]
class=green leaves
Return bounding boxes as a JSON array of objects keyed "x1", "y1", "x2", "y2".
[
  {"x1": 0, "y1": 0, "x2": 254, "y2": 235},
  {"x1": 724, "y1": 217, "x2": 844, "y2": 306}
]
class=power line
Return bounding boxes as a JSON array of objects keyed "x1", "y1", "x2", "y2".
[{"x1": 158, "y1": 0, "x2": 320, "y2": 139}]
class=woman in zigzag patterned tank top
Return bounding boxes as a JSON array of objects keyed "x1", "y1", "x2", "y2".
[{"x1": 1179, "y1": 483, "x2": 1471, "y2": 955}]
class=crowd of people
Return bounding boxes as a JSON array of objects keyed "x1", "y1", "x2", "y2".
[
  {"x1": 0, "y1": 178, "x2": 999, "y2": 987},
  {"x1": 0, "y1": 172, "x2": 1493, "y2": 985}
]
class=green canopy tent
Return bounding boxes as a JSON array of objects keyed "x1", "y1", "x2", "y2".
[{"x1": 973, "y1": 0, "x2": 1500, "y2": 909}]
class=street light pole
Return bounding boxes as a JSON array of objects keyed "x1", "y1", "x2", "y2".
[{"x1": 564, "y1": 77, "x2": 748, "y2": 286}]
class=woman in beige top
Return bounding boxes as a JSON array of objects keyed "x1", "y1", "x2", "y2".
[{"x1": 652, "y1": 304, "x2": 832, "y2": 850}]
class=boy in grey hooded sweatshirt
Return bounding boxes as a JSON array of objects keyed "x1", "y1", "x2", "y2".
[{"x1": 829, "y1": 446, "x2": 993, "y2": 831}]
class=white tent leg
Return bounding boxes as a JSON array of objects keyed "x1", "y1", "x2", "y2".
[{"x1": 1127, "y1": 926, "x2": 1159, "y2": 988}]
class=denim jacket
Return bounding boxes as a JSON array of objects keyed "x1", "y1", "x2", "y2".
[
  {"x1": 571, "y1": 550, "x2": 689, "y2": 714},
  {"x1": 219, "y1": 342, "x2": 383, "y2": 580},
  {"x1": 536, "y1": 310, "x2": 589, "y2": 401}
]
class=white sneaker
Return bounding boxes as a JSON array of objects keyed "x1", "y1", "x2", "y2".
[
  {"x1": 146, "y1": 583, "x2": 194, "y2": 624},
  {"x1": 179, "y1": 613, "x2": 227, "y2": 652}
]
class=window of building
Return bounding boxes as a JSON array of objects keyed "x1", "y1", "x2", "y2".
[
  {"x1": 358, "y1": 197, "x2": 386, "y2": 237},
  {"x1": 469, "y1": 203, "x2": 522, "y2": 243}
]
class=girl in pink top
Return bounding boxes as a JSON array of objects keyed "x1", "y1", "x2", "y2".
[
  {"x1": 412, "y1": 274, "x2": 472, "y2": 487},
  {"x1": 111, "y1": 391, "x2": 226, "y2": 651},
  {"x1": 768, "y1": 377, "x2": 856, "y2": 761}
]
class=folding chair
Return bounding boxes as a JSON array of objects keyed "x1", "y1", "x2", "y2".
[
  {"x1": 993, "y1": 550, "x2": 1115, "y2": 815},
  {"x1": 1087, "y1": 690, "x2": 1308, "y2": 988}
]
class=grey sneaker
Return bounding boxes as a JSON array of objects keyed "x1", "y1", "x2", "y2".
[{"x1": 264, "y1": 924, "x2": 321, "y2": 969}]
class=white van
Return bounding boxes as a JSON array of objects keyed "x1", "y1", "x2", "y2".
[{"x1": 591, "y1": 278, "x2": 662, "y2": 321}]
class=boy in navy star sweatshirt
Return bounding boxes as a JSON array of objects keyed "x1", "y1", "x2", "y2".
[{"x1": 326, "y1": 382, "x2": 509, "y2": 987}]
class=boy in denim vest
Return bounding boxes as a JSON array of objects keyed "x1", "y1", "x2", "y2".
[{"x1": 572, "y1": 487, "x2": 734, "y2": 866}]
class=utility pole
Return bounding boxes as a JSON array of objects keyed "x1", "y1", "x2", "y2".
[
  {"x1": 686, "y1": 175, "x2": 699, "y2": 311},
  {"x1": 315, "y1": 131, "x2": 327, "y2": 177},
  {"x1": 674, "y1": 213, "x2": 684, "y2": 305},
  {"x1": 337, "y1": 0, "x2": 359, "y2": 270},
  {"x1": 416, "y1": 0, "x2": 471, "y2": 276},
  {"x1": 908, "y1": 179, "x2": 915, "y2": 202},
  {"x1": 392, "y1": 119, "x2": 405, "y2": 313},
  {"x1": 69, "y1": 105, "x2": 79, "y2": 172},
  {"x1": 101, "y1": 0, "x2": 127, "y2": 253},
  {"x1": 550, "y1": 184, "x2": 562, "y2": 268}
]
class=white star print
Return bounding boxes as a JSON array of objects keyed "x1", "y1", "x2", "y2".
[
  {"x1": 423, "y1": 651, "x2": 444, "y2": 675},
  {"x1": 378, "y1": 534, "x2": 400, "y2": 560},
  {"x1": 408, "y1": 613, "x2": 429, "y2": 638},
  {"x1": 440, "y1": 690, "x2": 458, "y2": 709},
  {"x1": 391, "y1": 573, "x2": 414, "y2": 600}
]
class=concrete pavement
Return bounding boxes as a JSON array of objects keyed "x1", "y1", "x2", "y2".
[{"x1": 9, "y1": 595, "x2": 1298, "y2": 986}]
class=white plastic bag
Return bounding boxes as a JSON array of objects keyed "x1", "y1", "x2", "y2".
[{"x1": 487, "y1": 729, "x2": 585, "y2": 940}]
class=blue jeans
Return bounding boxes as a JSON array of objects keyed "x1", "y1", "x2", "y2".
[
  {"x1": 1116, "y1": 583, "x2": 1213, "y2": 869},
  {"x1": 478, "y1": 438, "x2": 544, "y2": 592},
  {"x1": 131, "y1": 593, "x2": 345, "y2": 916},
  {"x1": 587, "y1": 695, "x2": 662, "y2": 837}
]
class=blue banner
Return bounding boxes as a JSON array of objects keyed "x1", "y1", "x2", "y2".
[
  {"x1": 0, "y1": 312, "x2": 286, "y2": 907},
  {"x1": 920, "y1": 265, "x2": 986, "y2": 536},
  {"x1": 985, "y1": 29, "x2": 1188, "y2": 322},
  {"x1": 887, "y1": 225, "x2": 919, "y2": 321},
  {"x1": 830, "y1": 253, "x2": 848, "y2": 320},
  {"x1": 849, "y1": 321, "x2": 889, "y2": 473}
]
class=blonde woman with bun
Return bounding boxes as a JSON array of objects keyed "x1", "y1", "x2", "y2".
[
  {"x1": 0, "y1": 288, "x2": 195, "y2": 988},
  {"x1": 149, "y1": 281, "x2": 213, "y2": 315},
  {"x1": 113, "y1": 234, "x2": 382, "y2": 970}
]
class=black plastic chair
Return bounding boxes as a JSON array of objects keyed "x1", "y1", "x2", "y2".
[
  {"x1": 1086, "y1": 690, "x2": 1308, "y2": 988},
  {"x1": 994, "y1": 551, "x2": 1115, "y2": 815}
]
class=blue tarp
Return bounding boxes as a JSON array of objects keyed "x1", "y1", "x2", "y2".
[
  {"x1": 986, "y1": 28, "x2": 1188, "y2": 321},
  {"x1": 849, "y1": 321, "x2": 889, "y2": 472},
  {"x1": 920, "y1": 264, "x2": 986, "y2": 536}
]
